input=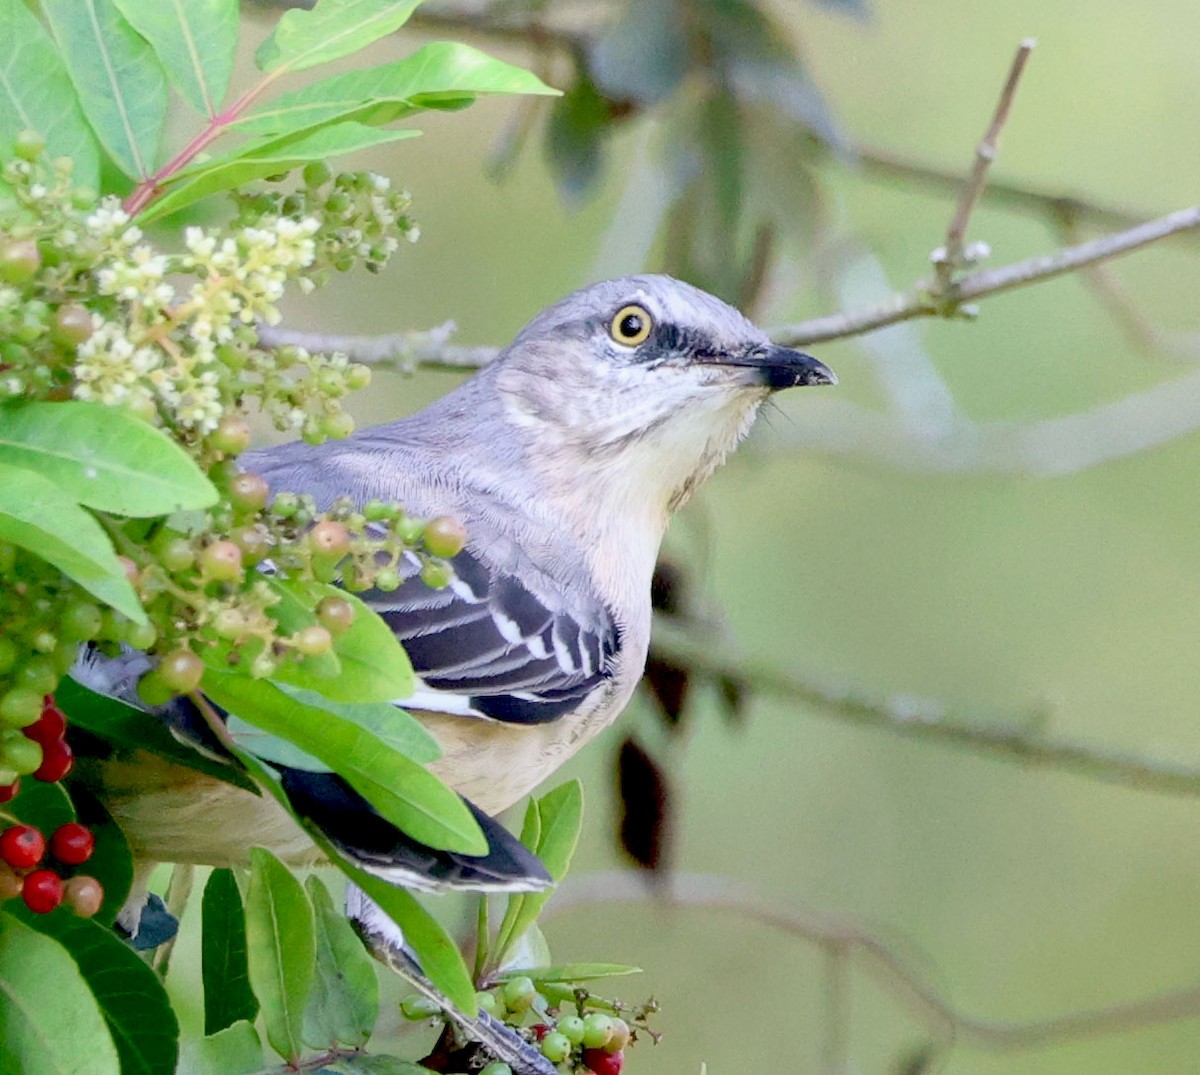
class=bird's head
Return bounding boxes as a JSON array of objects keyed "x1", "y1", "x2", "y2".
[{"x1": 493, "y1": 274, "x2": 835, "y2": 516}]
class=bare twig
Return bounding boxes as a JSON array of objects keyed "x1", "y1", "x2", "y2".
[
  {"x1": 937, "y1": 39, "x2": 1036, "y2": 279},
  {"x1": 649, "y1": 618, "x2": 1200, "y2": 798},
  {"x1": 547, "y1": 871, "x2": 1200, "y2": 1053}
]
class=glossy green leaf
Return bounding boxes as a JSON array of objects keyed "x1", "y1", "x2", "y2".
[
  {"x1": 275, "y1": 685, "x2": 440, "y2": 765},
  {"x1": 226, "y1": 715, "x2": 327, "y2": 772},
  {"x1": 0, "y1": 911, "x2": 120, "y2": 1075},
  {"x1": 40, "y1": 0, "x2": 168, "y2": 179},
  {"x1": 340, "y1": 864, "x2": 476, "y2": 1015},
  {"x1": 220, "y1": 747, "x2": 477, "y2": 1016},
  {"x1": 497, "y1": 962, "x2": 642, "y2": 984},
  {"x1": 0, "y1": 0, "x2": 99, "y2": 189},
  {"x1": 56, "y1": 677, "x2": 255, "y2": 790},
  {"x1": 178, "y1": 1020, "x2": 263, "y2": 1075},
  {"x1": 7, "y1": 776, "x2": 74, "y2": 831},
  {"x1": 262, "y1": 577, "x2": 342, "y2": 683},
  {"x1": 202, "y1": 868, "x2": 259, "y2": 1035},
  {"x1": 492, "y1": 781, "x2": 581, "y2": 968},
  {"x1": 303, "y1": 876, "x2": 378, "y2": 1048},
  {"x1": 0, "y1": 402, "x2": 218, "y2": 516},
  {"x1": 320, "y1": 1056, "x2": 429, "y2": 1074},
  {"x1": 112, "y1": 0, "x2": 239, "y2": 116},
  {"x1": 237, "y1": 42, "x2": 557, "y2": 139},
  {"x1": 15, "y1": 909, "x2": 179, "y2": 1075},
  {"x1": 137, "y1": 122, "x2": 419, "y2": 223},
  {"x1": 205, "y1": 672, "x2": 486, "y2": 855},
  {"x1": 255, "y1": 0, "x2": 421, "y2": 75},
  {"x1": 245, "y1": 847, "x2": 316, "y2": 1063},
  {"x1": 272, "y1": 580, "x2": 414, "y2": 702},
  {"x1": 0, "y1": 463, "x2": 144, "y2": 622}
]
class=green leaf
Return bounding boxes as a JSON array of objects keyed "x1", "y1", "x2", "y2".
[
  {"x1": 275, "y1": 686, "x2": 440, "y2": 765},
  {"x1": 56, "y1": 677, "x2": 256, "y2": 791},
  {"x1": 262, "y1": 577, "x2": 342, "y2": 684},
  {"x1": 226, "y1": 715, "x2": 327, "y2": 771},
  {"x1": 40, "y1": 0, "x2": 169, "y2": 179},
  {"x1": 218, "y1": 747, "x2": 477, "y2": 1017},
  {"x1": 202, "y1": 868, "x2": 259, "y2": 1035},
  {"x1": 303, "y1": 876, "x2": 378, "y2": 1048},
  {"x1": 589, "y1": 0, "x2": 688, "y2": 106},
  {"x1": 0, "y1": 911, "x2": 120, "y2": 1075},
  {"x1": 271, "y1": 580, "x2": 414, "y2": 702},
  {"x1": 319, "y1": 1056, "x2": 430, "y2": 1074},
  {"x1": 0, "y1": 402, "x2": 218, "y2": 516},
  {"x1": 14, "y1": 910, "x2": 179, "y2": 1075},
  {"x1": 204, "y1": 672, "x2": 486, "y2": 855},
  {"x1": 340, "y1": 864, "x2": 476, "y2": 1015},
  {"x1": 492, "y1": 781, "x2": 581, "y2": 968},
  {"x1": 8, "y1": 776, "x2": 75, "y2": 832},
  {"x1": 255, "y1": 0, "x2": 422, "y2": 75},
  {"x1": 0, "y1": 0, "x2": 99, "y2": 190},
  {"x1": 496, "y1": 962, "x2": 642, "y2": 984},
  {"x1": 112, "y1": 0, "x2": 239, "y2": 116},
  {"x1": 237, "y1": 41, "x2": 558, "y2": 140},
  {"x1": 137, "y1": 122, "x2": 419, "y2": 223},
  {"x1": 0, "y1": 463, "x2": 143, "y2": 621},
  {"x1": 545, "y1": 70, "x2": 611, "y2": 203},
  {"x1": 245, "y1": 847, "x2": 316, "y2": 1063},
  {"x1": 178, "y1": 1020, "x2": 263, "y2": 1075}
]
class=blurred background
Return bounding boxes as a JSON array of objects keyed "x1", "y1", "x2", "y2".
[{"x1": 173, "y1": 1, "x2": 1200, "y2": 1071}]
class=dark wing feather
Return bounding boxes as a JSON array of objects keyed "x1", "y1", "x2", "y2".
[{"x1": 369, "y1": 548, "x2": 620, "y2": 725}]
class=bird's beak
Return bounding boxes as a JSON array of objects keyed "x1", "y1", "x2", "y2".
[{"x1": 711, "y1": 345, "x2": 837, "y2": 390}]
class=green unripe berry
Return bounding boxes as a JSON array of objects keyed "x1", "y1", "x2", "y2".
[
  {"x1": 0, "y1": 688, "x2": 45, "y2": 728},
  {"x1": 230, "y1": 524, "x2": 271, "y2": 565},
  {"x1": 228, "y1": 472, "x2": 269, "y2": 514},
  {"x1": 51, "y1": 304, "x2": 93, "y2": 347},
  {"x1": 30, "y1": 630, "x2": 56, "y2": 655},
  {"x1": 210, "y1": 415, "x2": 251, "y2": 455},
  {"x1": 400, "y1": 994, "x2": 441, "y2": 1021},
  {"x1": 320, "y1": 411, "x2": 355, "y2": 440},
  {"x1": 270, "y1": 493, "x2": 300, "y2": 519},
  {"x1": 155, "y1": 534, "x2": 196, "y2": 574},
  {"x1": 2, "y1": 735, "x2": 42, "y2": 775},
  {"x1": 292, "y1": 625, "x2": 333, "y2": 657},
  {"x1": 316, "y1": 596, "x2": 354, "y2": 635},
  {"x1": 374, "y1": 566, "x2": 400, "y2": 592},
  {"x1": 0, "y1": 638, "x2": 17, "y2": 675},
  {"x1": 475, "y1": 991, "x2": 501, "y2": 1017},
  {"x1": 51, "y1": 641, "x2": 78, "y2": 675},
  {"x1": 346, "y1": 364, "x2": 371, "y2": 390},
  {"x1": 212, "y1": 607, "x2": 248, "y2": 640},
  {"x1": 395, "y1": 514, "x2": 425, "y2": 544},
  {"x1": 17, "y1": 658, "x2": 57, "y2": 696},
  {"x1": 479, "y1": 1064, "x2": 512, "y2": 1075},
  {"x1": 200, "y1": 541, "x2": 243, "y2": 582},
  {"x1": 303, "y1": 161, "x2": 332, "y2": 188},
  {"x1": 362, "y1": 499, "x2": 392, "y2": 522},
  {"x1": 137, "y1": 670, "x2": 173, "y2": 707},
  {"x1": 423, "y1": 515, "x2": 467, "y2": 559},
  {"x1": 0, "y1": 239, "x2": 40, "y2": 284},
  {"x1": 61, "y1": 601, "x2": 102, "y2": 642},
  {"x1": 502, "y1": 976, "x2": 536, "y2": 1013},
  {"x1": 123, "y1": 621, "x2": 157, "y2": 651},
  {"x1": 250, "y1": 652, "x2": 277, "y2": 679},
  {"x1": 540, "y1": 1031, "x2": 571, "y2": 1063},
  {"x1": 557, "y1": 1015, "x2": 586, "y2": 1045},
  {"x1": 13, "y1": 129, "x2": 45, "y2": 162},
  {"x1": 158, "y1": 649, "x2": 204, "y2": 693},
  {"x1": 71, "y1": 187, "x2": 97, "y2": 210},
  {"x1": 581, "y1": 1013, "x2": 614, "y2": 1050},
  {"x1": 420, "y1": 561, "x2": 452, "y2": 590}
]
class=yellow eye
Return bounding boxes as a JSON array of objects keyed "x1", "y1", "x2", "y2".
[{"x1": 610, "y1": 304, "x2": 653, "y2": 346}]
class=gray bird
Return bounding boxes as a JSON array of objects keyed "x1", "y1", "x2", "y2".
[{"x1": 82, "y1": 273, "x2": 834, "y2": 920}]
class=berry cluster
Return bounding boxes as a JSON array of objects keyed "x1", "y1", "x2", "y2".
[
  {"x1": 0, "y1": 819, "x2": 101, "y2": 916},
  {"x1": 0, "y1": 697, "x2": 73, "y2": 791},
  {"x1": 403, "y1": 976, "x2": 657, "y2": 1074}
]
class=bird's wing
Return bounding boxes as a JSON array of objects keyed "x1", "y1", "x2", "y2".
[{"x1": 368, "y1": 546, "x2": 621, "y2": 725}]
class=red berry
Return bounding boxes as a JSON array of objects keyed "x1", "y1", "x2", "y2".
[
  {"x1": 21, "y1": 868, "x2": 62, "y2": 914},
  {"x1": 531, "y1": 1024, "x2": 550, "y2": 1042},
  {"x1": 582, "y1": 1049, "x2": 624, "y2": 1075},
  {"x1": 0, "y1": 779, "x2": 18, "y2": 803},
  {"x1": 24, "y1": 702, "x2": 66, "y2": 742},
  {"x1": 50, "y1": 823, "x2": 94, "y2": 865},
  {"x1": 63, "y1": 875, "x2": 104, "y2": 918},
  {"x1": 33, "y1": 737, "x2": 73, "y2": 782},
  {"x1": 0, "y1": 824, "x2": 45, "y2": 869}
]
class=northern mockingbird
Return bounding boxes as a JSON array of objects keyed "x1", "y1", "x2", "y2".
[{"x1": 81, "y1": 273, "x2": 834, "y2": 924}]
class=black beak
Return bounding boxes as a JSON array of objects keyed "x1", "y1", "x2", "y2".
[{"x1": 714, "y1": 345, "x2": 837, "y2": 390}]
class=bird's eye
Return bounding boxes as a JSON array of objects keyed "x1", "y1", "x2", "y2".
[{"x1": 609, "y1": 304, "x2": 653, "y2": 347}]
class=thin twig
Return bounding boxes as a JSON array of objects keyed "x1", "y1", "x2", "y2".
[
  {"x1": 649, "y1": 618, "x2": 1200, "y2": 798},
  {"x1": 547, "y1": 871, "x2": 1200, "y2": 1053},
  {"x1": 152, "y1": 863, "x2": 195, "y2": 977},
  {"x1": 938, "y1": 40, "x2": 1036, "y2": 276}
]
